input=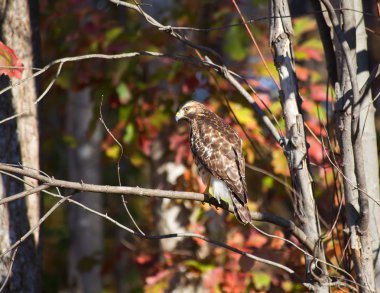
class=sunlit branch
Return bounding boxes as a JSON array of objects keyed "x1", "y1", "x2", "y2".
[{"x1": 0, "y1": 163, "x2": 313, "y2": 253}]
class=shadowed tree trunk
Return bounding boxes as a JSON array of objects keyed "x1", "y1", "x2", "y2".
[
  {"x1": 269, "y1": 0, "x2": 328, "y2": 292},
  {"x1": 0, "y1": 0, "x2": 41, "y2": 291},
  {"x1": 314, "y1": 0, "x2": 377, "y2": 291},
  {"x1": 66, "y1": 88, "x2": 104, "y2": 293}
]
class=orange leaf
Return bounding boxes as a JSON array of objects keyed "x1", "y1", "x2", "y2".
[{"x1": 270, "y1": 230, "x2": 285, "y2": 249}]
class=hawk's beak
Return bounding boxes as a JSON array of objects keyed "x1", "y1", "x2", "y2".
[{"x1": 175, "y1": 109, "x2": 184, "y2": 122}]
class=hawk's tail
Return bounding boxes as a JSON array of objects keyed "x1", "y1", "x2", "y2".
[{"x1": 231, "y1": 195, "x2": 252, "y2": 224}]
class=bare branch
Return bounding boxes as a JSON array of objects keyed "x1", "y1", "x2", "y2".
[
  {"x1": 0, "y1": 184, "x2": 49, "y2": 205},
  {"x1": 0, "y1": 163, "x2": 315, "y2": 253},
  {"x1": 0, "y1": 171, "x2": 296, "y2": 276},
  {"x1": 0, "y1": 247, "x2": 18, "y2": 292},
  {"x1": 0, "y1": 195, "x2": 71, "y2": 259}
]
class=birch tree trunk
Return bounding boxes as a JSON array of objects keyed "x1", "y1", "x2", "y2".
[
  {"x1": 354, "y1": 1, "x2": 380, "y2": 290},
  {"x1": 0, "y1": 0, "x2": 41, "y2": 291},
  {"x1": 318, "y1": 0, "x2": 376, "y2": 291},
  {"x1": 66, "y1": 88, "x2": 104, "y2": 293},
  {"x1": 269, "y1": 1, "x2": 328, "y2": 291}
]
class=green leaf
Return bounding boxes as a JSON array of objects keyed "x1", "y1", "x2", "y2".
[
  {"x1": 103, "y1": 27, "x2": 123, "y2": 48},
  {"x1": 150, "y1": 107, "x2": 169, "y2": 128},
  {"x1": 302, "y1": 38, "x2": 323, "y2": 50},
  {"x1": 116, "y1": 82, "x2": 132, "y2": 104},
  {"x1": 224, "y1": 20, "x2": 249, "y2": 61},
  {"x1": 184, "y1": 260, "x2": 214, "y2": 273},
  {"x1": 252, "y1": 272, "x2": 271, "y2": 290},
  {"x1": 118, "y1": 103, "x2": 134, "y2": 121},
  {"x1": 294, "y1": 50, "x2": 308, "y2": 60},
  {"x1": 262, "y1": 176, "x2": 274, "y2": 190},
  {"x1": 123, "y1": 123, "x2": 135, "y2": 143}
]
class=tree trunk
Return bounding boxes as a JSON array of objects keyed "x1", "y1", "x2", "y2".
[
  {"x1": 354, "y1": 1, "x2": 380, "y2": 290},
  {"x1": 0, "y1": 0, "x2": 41, "y2": 291},
  {"x1": 320, "y1": 0, "x2": 376, "y2": 291},
  {"x1": 269, "y1": 0, "x2": 328, "y2": 291},
  {"x1": 66, "y1": 88, "x2": 104, "y2": 293}
]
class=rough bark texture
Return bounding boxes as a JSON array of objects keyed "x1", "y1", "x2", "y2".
[
  {"x1": 0, "y1": 0, "x2": 41, "y2": 291},
  {"x1": 321, "y1": 0, "x2": 376, "y2": 291},
  {"x1": 66, "y1": 88, "x2": 104, "y2": 293},
  {"x1": 269, "y1": 0, "x2": 328, "y2": 291}
]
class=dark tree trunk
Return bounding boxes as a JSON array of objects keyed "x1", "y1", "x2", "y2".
[{"x1": 0, "y1": 0, "x2": 42, "y2": 291}]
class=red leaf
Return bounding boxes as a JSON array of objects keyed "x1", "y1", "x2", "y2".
[
  {"x1": 246, "y1": 230, "x2": 268, "y2": 248},
  {"x1": 222, "y1": 271, "x2": 247, "y2": 293},
  {"x1": 203, "y1": 267, "x2": 223, "y2": 289},
  {"x1": 299, "y1": 47, "x2": 323, "y2": 61},
  {"x1": 295, "y1": 65, "x2": 310, "y2": 81},
  {"x1": 135, "y1": 253, "x2": 153, "y2": 264},
  {"x1": 0, "y1": 41, "x2": 24, "y2": 79},
  {"x1": 310, "y1": 84, "x2": 327, "y2": 102},
  {"x1": 146, "y1": 269, "x2": 171, "y2": 285}
]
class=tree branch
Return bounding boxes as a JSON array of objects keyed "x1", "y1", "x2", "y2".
[
  {"x1": 0, "y1": 163, "x2": 314, "y2": 253},
  {"x1": 0, "y1": 167, "x2": 297, "y2": 276}
]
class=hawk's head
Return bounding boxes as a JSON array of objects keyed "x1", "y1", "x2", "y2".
[{"x1": 175, "y1": 100, "x2": 207, "y2": 122}]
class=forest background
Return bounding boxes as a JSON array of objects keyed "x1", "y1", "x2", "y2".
[{"x1": 0, "y1": 0, "x2": 380, "y2": 292}]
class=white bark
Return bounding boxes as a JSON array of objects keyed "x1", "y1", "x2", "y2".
[{"x1": 354, "y1": 2, "x2": 380, "y2": 290}]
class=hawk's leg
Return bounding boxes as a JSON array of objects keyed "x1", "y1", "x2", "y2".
[{"x1": 202, "y1": 174, "x2": 211, "y2": 195}]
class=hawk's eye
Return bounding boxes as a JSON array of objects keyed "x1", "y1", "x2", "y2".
[{"x1": 184, "y1": 107, "x2": 189, "y2": 112}]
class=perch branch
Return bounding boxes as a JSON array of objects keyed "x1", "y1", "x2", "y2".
[{"x1": 0, "y1": 163, "x2": 313, "y2": 253}]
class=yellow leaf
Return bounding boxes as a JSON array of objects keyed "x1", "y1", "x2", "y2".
[
  {"x1": 130, "y1": 153, "x2": 144, "y2": 167},
  {"x1": 271, "y1": 149, "x2": 289, "y2": 176},
  {"x1": 105, "y1": 145, "x2": 120, "y2": 160},
  {"x1": 229, "y1": 102, "x2": 257, "y2": 128}
]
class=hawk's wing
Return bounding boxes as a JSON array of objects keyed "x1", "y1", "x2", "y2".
[{"x1": 190, "y1": 113, "x2": 247, "y2": 205}]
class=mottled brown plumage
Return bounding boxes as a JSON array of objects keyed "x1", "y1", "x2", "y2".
[{"x1": 176, "y1": 101, "x2": 251, "y2": 224}]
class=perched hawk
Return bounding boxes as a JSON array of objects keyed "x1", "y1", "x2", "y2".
[{"x1": 176, "y1": 100, "x2": 251, "y2": 224}]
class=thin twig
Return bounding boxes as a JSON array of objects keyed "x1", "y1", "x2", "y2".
[
  {"x1": 0, "y1": 247, "x2": 18, "y2": 292},
  {"x1": 99, "y1": 97, "x2": 145, "y2": 235},
  {"x1": 0, "y1": 195, "x2": 70, "y2": 259}
]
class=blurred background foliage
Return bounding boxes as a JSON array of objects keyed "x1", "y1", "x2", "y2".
[{"x1": 36, "y1": 0, "x2": 372, "y2": 292}]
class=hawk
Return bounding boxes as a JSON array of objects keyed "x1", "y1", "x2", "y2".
[{"x1": 175, "y1": 100, "x2": 251, "y2": 224}]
